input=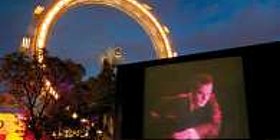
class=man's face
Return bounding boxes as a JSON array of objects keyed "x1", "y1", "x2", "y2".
[{"x1": 195, "y1": 83, "x2": 213, "y2": 107}]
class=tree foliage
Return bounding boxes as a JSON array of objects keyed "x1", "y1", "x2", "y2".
[
  {"x1": 0, "y1": 51, "x2": 116, "y2": 139},
  {"x1": 0, "y1": 52, "x2": 86, "y2": 139}
]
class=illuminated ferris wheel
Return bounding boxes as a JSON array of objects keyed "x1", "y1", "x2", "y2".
[{"x1": 21, "y1": 0, "x2": 177, "y2": 99}]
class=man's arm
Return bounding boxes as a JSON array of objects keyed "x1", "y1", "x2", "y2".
[
  {"x1": 193, "y1": 94, "x2": 222, "y2": 138},
  {"x1": 172, "y1": 94, "x2": 222, "y2": 139}
]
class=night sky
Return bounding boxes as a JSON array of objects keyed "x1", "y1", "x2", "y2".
[{"x1": 1, "y1": 0, "x2": 280, "y2": 77}]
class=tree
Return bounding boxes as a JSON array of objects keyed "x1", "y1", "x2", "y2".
[
  {"x1": 0, "y1": 52, "x2": 52, "y2": 139},
  {"x1": 0, "y1": 52, "x2": 85, "y2": 140},
  {"x1": 44, "y1": 58, "x2": 117, "y2": 139},
  {"x1": 83, "y1": 58, "x2": 116, "y2": 139}
]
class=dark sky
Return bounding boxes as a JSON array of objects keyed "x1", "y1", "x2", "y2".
[{"x1": 1, "y1": 0, "x2": 280, "y2": 77}]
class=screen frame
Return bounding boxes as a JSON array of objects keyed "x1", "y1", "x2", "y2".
[{"x1": 116, "y1": 41, "x2": 280, "y2": 139}]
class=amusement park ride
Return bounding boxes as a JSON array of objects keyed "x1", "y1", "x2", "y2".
[
  {"x1": 1, "y1": 0, "x2": 177, "y2": 139},
  {"x1": 25, "y1": 0, "x2": 177, "y2": 100}
]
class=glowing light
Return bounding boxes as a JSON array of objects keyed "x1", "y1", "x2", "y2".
[
  {"x1": 42, "y1": 64, "x2": 47, "y2": 68},
  {"x1": 33, "y1": 0, "x2": 176, "y2": 63},
  {"x1": 84, "y1": 132, "x2": 89, "y2": 137},
  {"x1": 52, "y1": 132, "x2": 56, "y2": 137},
  {"x1": 163, "y1": 25, "x2": 170, "y2": 34},
  {"x1": 80, "y1": 118, "x2": 88, "y2": 123},
  {"x1": 114, "y1": 47, "x2": 123, "y2": 58},
  {"x1": 42, "y1": 79, "x2": 59, "y2": 100},
  {"x1": 142, "y1": 3, "x2": 152, "y2": 11},
  {"x1": 173, "y1": 52, "x2": 178, "y2": 57},
  {"x1": 45, "y1": 80, "x2": 51, "y2": 87},
  {"x1": 96, "y1": 130, "x2": 103, "y2": 134},
  {"x1": 65, "y1": 106, "x2": 70, "y2": 111},
  {"x1": 21, "y1": 37, "x2": 30, "y2": 49},
  {"x1": 34, "y1": 5, "x2": 45, "y2": 15},
  {"x1": 0, "y1": 113, "x2": 25, "y2": 140},
  {"x1": 52, "y1": 128, "x2": 90, "y2": 138},
  {"x1": 72, "y1": 112, "x2": 78, "y2": 119}
]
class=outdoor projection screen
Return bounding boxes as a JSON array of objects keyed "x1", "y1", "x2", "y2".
[{"x1": 144, "y1": 57, "x2": 249, "y2": 139}]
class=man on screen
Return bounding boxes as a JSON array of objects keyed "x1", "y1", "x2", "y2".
[
  {"x1": 148, "y1": 73, "x2": 222, "y2": 139},
  {"x1": 172, "y1": 74, "x2": 222, "y2": 139}
]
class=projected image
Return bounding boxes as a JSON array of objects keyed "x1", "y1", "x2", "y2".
[{"x1": 144, "y1": 57, "x2": 249, "y2": 139}]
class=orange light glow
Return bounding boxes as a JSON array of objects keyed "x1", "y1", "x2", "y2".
[
  {"x1": 30, "y1": 0, "x2": 178, "y2": 99},
  {"x1": 32, "y1": 0, "x2": 176, "y2": 63},
  {"x1": 34, "y1": 5, "x2": 45, "y2": 15},
  {"x1": 21, "y1": 37, "x2": 31, "y2": 50},
  {"x1": 0, "y1": 113, "x2": 25, "y2": 140}
]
